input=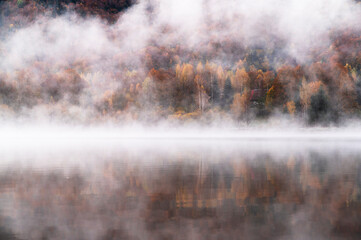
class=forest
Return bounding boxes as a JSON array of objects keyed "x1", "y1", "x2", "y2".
[{"x1": 0, "y1": 0, "x2": 361, "y2": 125}]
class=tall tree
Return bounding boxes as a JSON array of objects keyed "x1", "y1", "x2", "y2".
[
  {"x1": 210, "y1": 75, "x2": 220, "y2": 105},
  {"x1": 221, "y1": 77, "x2": 234, "y2": 109},
  {"x1": 233, "y1": 68, "x2": 250, "y2": 92}
]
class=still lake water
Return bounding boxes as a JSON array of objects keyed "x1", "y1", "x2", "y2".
[{"x1": 0, "y1": 137, "x2": 360, "y2": 240}]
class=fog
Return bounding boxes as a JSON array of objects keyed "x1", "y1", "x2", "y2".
[
  {"x1": 0, "y1": 1, "x2": 361, "y2": 239},
  {"x1": 3, "y1": 0, "x2": 361, "y2": 69},
  {"x1": 3, "y1": 0, "x2": 361, "y2": 64},
  {"x1": 1, "y1": 0, "x2": 361, "y2": 124}
]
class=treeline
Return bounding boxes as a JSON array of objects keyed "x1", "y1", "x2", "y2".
[
  {"x1": 1, "y1": 33, "x2": 361, "y2": 124},
  {"x1": 1, "y1": 40, "x2": 361, "y2": 124},
  {"x1": 1, "y1": 1, "x2": 361, "y2": 124},
  {"x1": 94, "y1": 31, "x2": 361, "y2": 124}
]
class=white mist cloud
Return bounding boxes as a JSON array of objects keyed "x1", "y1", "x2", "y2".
[
  {"x1": 1, "y1": 15, "x2": 116, "y2": 72},
  {"x1": 2, "y1": 0, "x2": 360, "y2": 71}
]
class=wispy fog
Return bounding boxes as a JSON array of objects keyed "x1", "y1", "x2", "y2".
[
  {"x1": 0, "y1": 2, "x2": 361, "y2": 239},
  {"x1": 0, "y1": 0, "x2": 361, "y2": 124}
]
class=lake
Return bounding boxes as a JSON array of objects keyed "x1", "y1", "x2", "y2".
[{"x1": 0, "y1": 136, "x2": 360, "y2": 240}]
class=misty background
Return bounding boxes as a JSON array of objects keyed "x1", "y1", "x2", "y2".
[{"x1": 0, "y1": 0, "x2": 361, "y2": 126}]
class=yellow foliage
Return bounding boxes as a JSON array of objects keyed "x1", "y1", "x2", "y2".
[
  {"x1": 300, "y1": 78, "x2": 322, "y2": 111},
  {"x1": 175, "y1": 64, "x2": 182, "y2": 79},
  {"x1": 232, "y1": 93, "x2": 242, "y2": 116},
  {"x1": 204, "y1": 61, "x2": 217, "y2": 75},
  {"x1": 168, "y1": 111, "x2": 200, "y2": 120},
  {"x1": 216, "y1": 66, "x2": 225, "y2": 88},
  {"x1": 265, "y1": 86, "x2": 275, "y2": 109},
  {"x1": 232, "y1": 91, "x2": 249, "y2": 117},
  {"x1": 125, "y1": 70, "x2": 137, "y2": 78},
  {"x1": 180, "y1": 63, "x2": 194, "y2": 83},
  {"x1": 286, "y1": 101, "x2": 296, "y2": 116},
  {"x1": 196, "y1": 62, "x2": 203, "y2": 74},
  {"x1": 142, "y1": 77, "x2": 152, "y2": 93},
  {"x1": 216, "y1": 66, "x2": 224, "y2": 80},
  {"x1": 256, "y1": 70, "x2": 264, "y2": 89},
  {"x1": 234, "y1": 68, "x2": 250, "y2": 91}
]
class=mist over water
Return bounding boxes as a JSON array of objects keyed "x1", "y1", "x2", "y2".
[{"x1": 1, "y1": 0, "x2": 361, "y2": 239}]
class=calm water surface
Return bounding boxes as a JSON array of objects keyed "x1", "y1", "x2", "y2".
[{"x1": 0, "y1": 140, "x2": 360, "y2": 240}]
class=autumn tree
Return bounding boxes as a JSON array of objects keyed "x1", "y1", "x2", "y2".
[
  {"x1": 216, "y1": 65, "x2": 226, "y2": 90},
  {"x1": 265, "y1": 86, "x2": 275, "y2": 110},
  {"x1": 337, "y1": 67, "x2": 358, "y2": 112},
  {"x1": 195, "y1": 74, "x2": 207, "y2": 112},
  {"x1": 263, "y1": 71, "x2": 275, "y2": 92},
  {"x1": 248, "y1": 65, "x2": 258, "y2": 89},
  {"x1": 232, "y1": 93, "x2": 242, "y2": 118},
  {"x1": 232, "y1": 90, "x2": 250, "y2": 120},
  {"x1": 147, "y1": 68, "x2": 175, "y2": 109},
  {"x1": 180, "y1": 64, "x2": 195, "y2": 85},
  {"x1": 265, "y1": 77, "x2": 285, "y2": 109},
  {"x1": 175, "y1": 63, "x2": 182, "y2": 79},
  {"x1": 286, "y1": 101, "x2": 296, "y2": 117},
  {"x1": 97, "y1": 89, "x2": 127, "y2": 115},
  {"x1": 255, "y1": 70, "x2": 264, "y2": 89},
  {"x1": 196, "y1": 62, "x2": 203, "y2": 75},
  {"x1": 276, "y1": 65, "x2": 303, "y2": 101},
  {"x1": 233, "y1": 68, "x2": 250, "y2": 92}
]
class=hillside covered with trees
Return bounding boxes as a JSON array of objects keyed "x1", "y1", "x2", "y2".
[{"x1": 1, "y1": 0, "x2": 361, "y2": 125}]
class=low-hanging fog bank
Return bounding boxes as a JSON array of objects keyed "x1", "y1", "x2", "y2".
[
  {"x1": 1, "y1": 0, "x2": 361, "y2": 125},
  {"x1": 2, "y1": 121, "x2": 361, "y2": 153}
]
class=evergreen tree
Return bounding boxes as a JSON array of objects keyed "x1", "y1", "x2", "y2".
[
  {"x1": 210, "y1": 76, "x2": 220, "y2": 105},
  {"x1": 221, "y1": 77, "x2": 234, "y2": 109},
  {"x1": 308, "y1": 87, "x2": 329, "y2": 124},
  {"x1": 356, "y1": 79, "x2": 361, "y2": 105}
]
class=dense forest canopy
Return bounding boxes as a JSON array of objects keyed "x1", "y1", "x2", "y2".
[{"x1": 0, "y1": 0, "x2": 361, "y2": 125}]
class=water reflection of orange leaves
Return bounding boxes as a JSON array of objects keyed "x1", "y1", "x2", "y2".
[
  {"x1": 235, "y1": 183, "x2": 249, "y2": 202},
  {"x1": 176, "y1": 188, "x2": 193, "y2": 208},
  {"x1": 204, "y1": 199, "x2": 217, "y2": 208},
  {"x1": 300, "y1": 165, "x2": 322, "y2": 190}
]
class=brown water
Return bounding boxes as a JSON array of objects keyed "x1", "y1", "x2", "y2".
[{"x1": 0, "y1": 140, "x2": 360, "y2": 240}]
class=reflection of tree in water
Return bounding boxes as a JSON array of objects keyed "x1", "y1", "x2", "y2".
[
  {"x1": 310, "y1": 152, "x2": 328, "y2": 182},
  {"x1": 0, "y1": 153, "x2": 360, "y2": 239}
]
